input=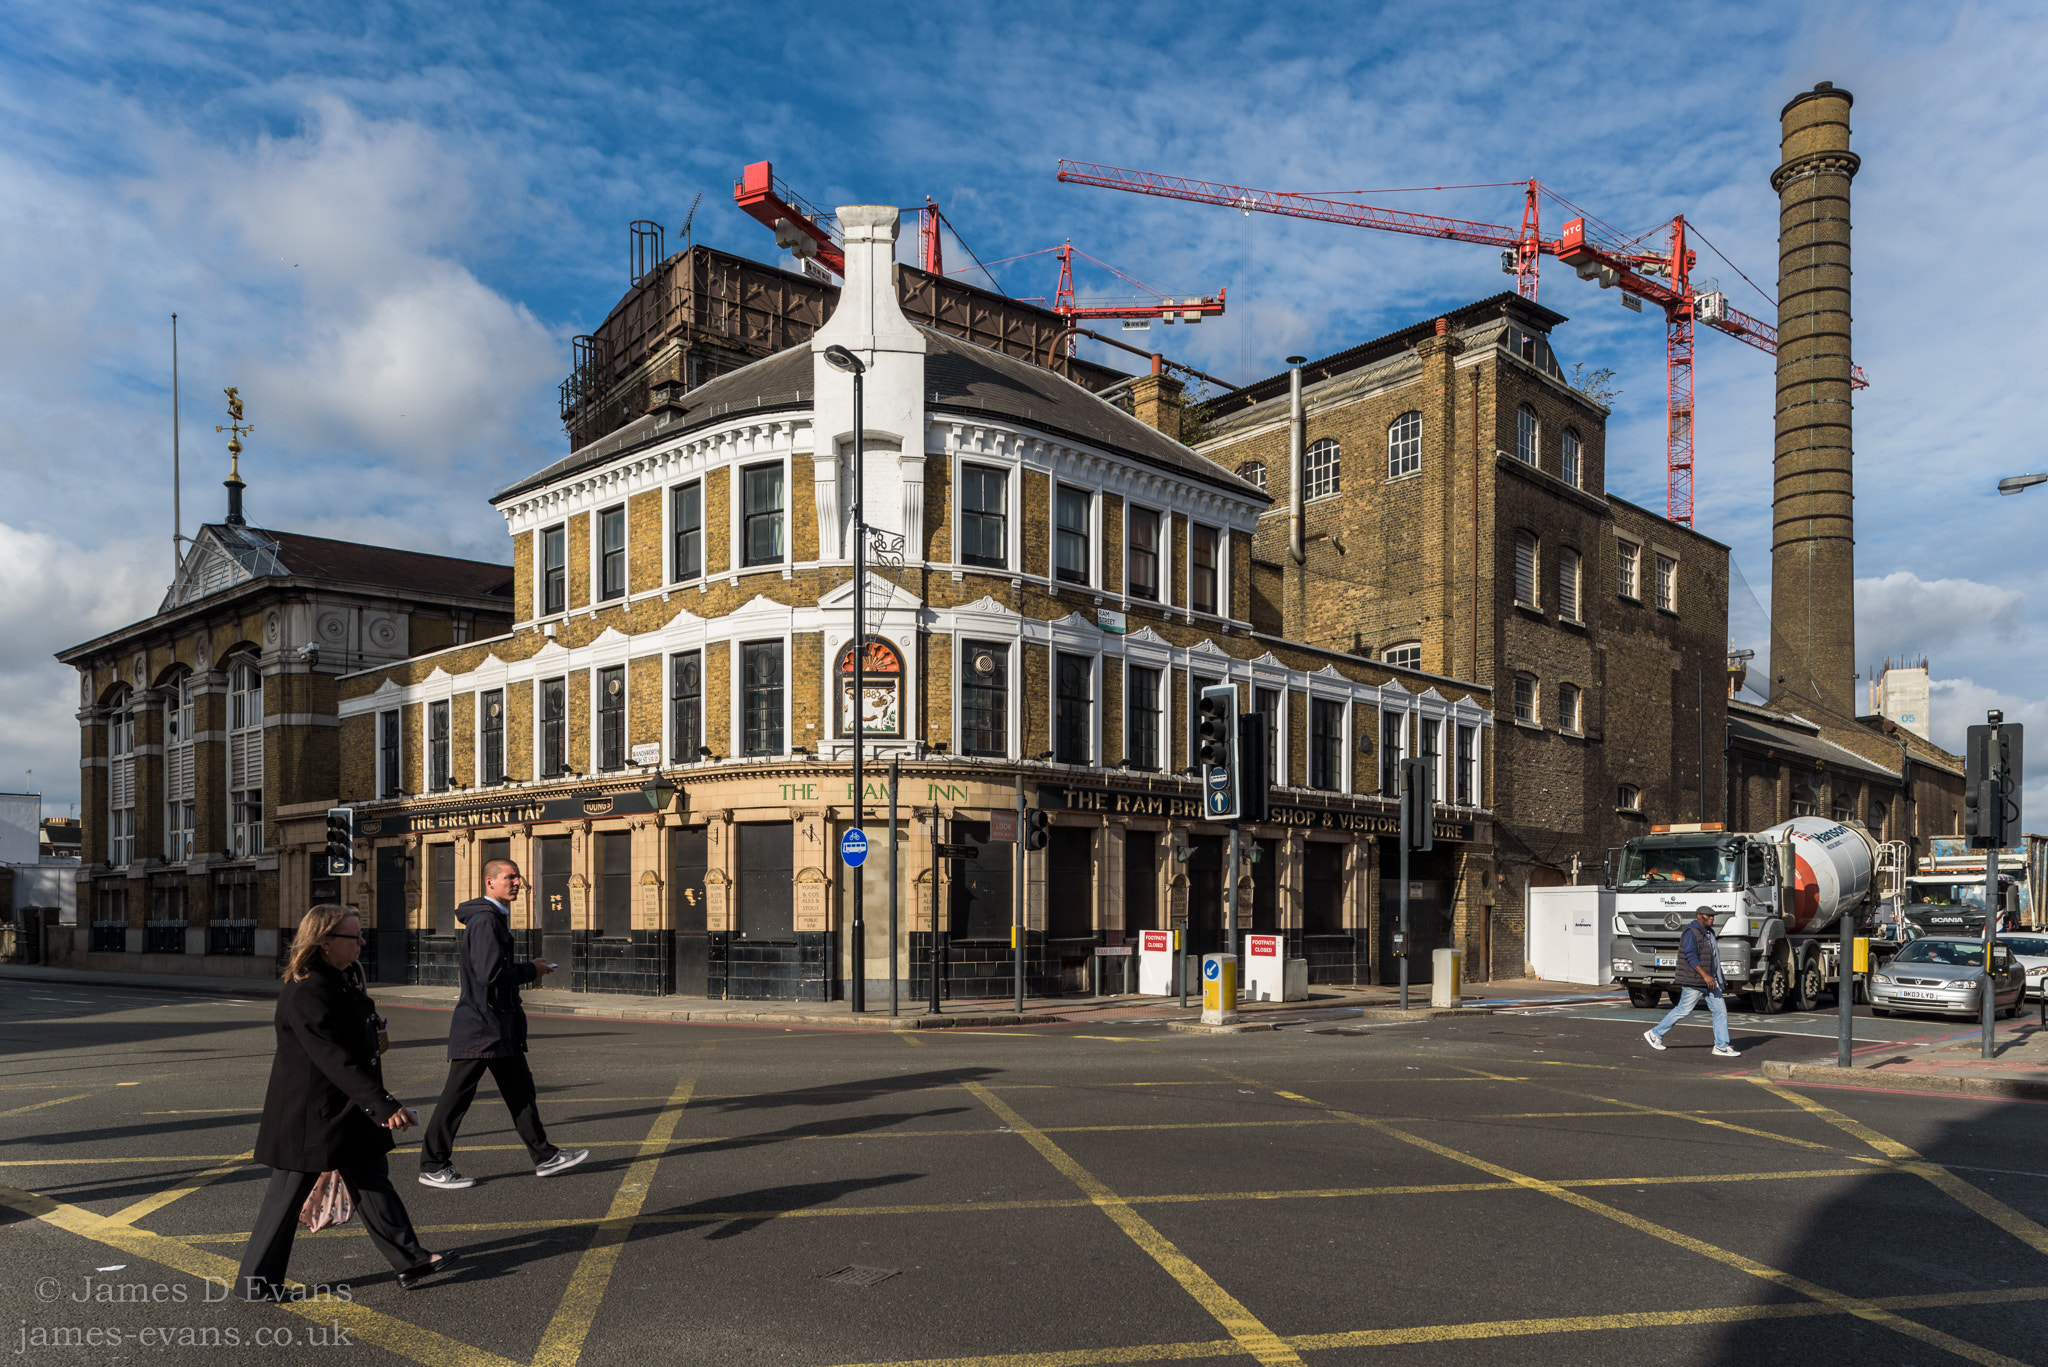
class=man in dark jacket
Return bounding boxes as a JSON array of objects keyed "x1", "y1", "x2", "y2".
[
  {"x1": 418, "y1": 858, "x2": 587, "y2": 1188},
  {"x1": 1643, "y1": 905, "x2": 1739, "y2": 1057}
]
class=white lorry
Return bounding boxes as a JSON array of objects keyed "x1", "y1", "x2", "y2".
[{"x1": 1606, "y1": 817, "x2": 1885, "y2": 1014}]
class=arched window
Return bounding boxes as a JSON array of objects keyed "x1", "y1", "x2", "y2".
[
  {"x1": 1516, "y1": 404, "x2": 1539, "y2": 465},
  {"x1": 1382, "y1": 642, "x2": 1421, "y2": 671},
  {"x1": 1513, "y1": 531, "x2": 1539, "y2": 608},
  {"x1": 163, "y1": 671, "x2": 195, "y2": 861},
  {"x1": 837, "y1": 636, "x2": 904, "y2": 739},
  {"x1": 1561, "y1": 427, "x2": 1582, "y2": 487},
  {"x1": 226, "y1": 658, "x2": 264, "y2": 857},
  {"x1": 1513, "y1": 674, "x2": 1538, "y2": 724},
  {"x1": 1387, "y1": 411, "x2": 1422, "y2": 479},
  {"x1": 1559, "y1": 683, "x2": 1582, "y2": 734},
  {"x1": 1304, "y1": 438, "x2": 1340, "y2": 498},
  {"x1": 107, "y1": 687, "x2": 135, "y2": 867},
  {"x1": 1559, "y1": 547, "x2": 1582, "y2": 621},
  {"x1": 1237, "y1": 460, "x2": 1266, "y2": 491},
  {"x1": 1617, "y1": 783, "x2": 1641, "y2": 812}
]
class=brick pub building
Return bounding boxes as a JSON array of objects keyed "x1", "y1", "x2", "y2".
[{"x1": 309, "y1": 207, "x2": 1500, "y2": 1001}]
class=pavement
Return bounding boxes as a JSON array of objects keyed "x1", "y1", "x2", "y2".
[
  {"x1": 0, "y1": 961, "x2": 1625, "y2": 1027},
  {"x1": 4, "y1": 975, "x2": 2047, "y2": 1366},
  {"x1": 1760, "y1": 1005, "x2": 2048, "y2": 1101}
]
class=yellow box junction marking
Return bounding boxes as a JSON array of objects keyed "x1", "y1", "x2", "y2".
[
  {"x1": 1254, "y1": 1083, "x2": 2029, "y2": 1367},
  {"x1": 531, "y1": 1061, "x2": 703, "y2": 1367},
  {"x1": 960, "y1": 1079, "x2": 1305, "y2": 1367},
  {"x1": 1756, "y1": 1079, "x2": 2048, "y2": 1261},
  {"x1": 0, "y1": 1181, "x2": 521, "y2": 1367}
]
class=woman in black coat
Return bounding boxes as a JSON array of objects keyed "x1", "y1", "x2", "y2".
[{"x1": 235, "y1": 905, "x2": 451, "y2": 1299}]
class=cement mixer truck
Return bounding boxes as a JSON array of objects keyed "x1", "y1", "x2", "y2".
[{"x1": 1606, "y1": 818, "x2": 1888, "y2": 1014}]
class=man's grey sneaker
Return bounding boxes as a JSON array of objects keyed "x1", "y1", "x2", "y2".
[
  {"x1": 1712, "y1": 1045, "x2": 1741, "y2": 1058},
  {"x1": 1643, "y1": 1029, "x2": 1666, "y2": 1051},
  {"x1": 535, "y1": 1148, "x2": 589, "y2": 1178},
  {"x1": 417, "y1": 1167, "x2": 475, "y2": 1190}
]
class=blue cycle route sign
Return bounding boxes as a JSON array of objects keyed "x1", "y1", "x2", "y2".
[
  {"x1": 1203, "y1": 958, "x2": 1221, "y2": 981},
  {"x1": 840, "y1": 828, "x2": 869, "y2": 868}
]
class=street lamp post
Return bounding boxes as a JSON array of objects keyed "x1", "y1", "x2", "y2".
[
  {"x1": 1998, "y1": 473, "x2": 2048, "y2": 496},
  {"x1": 824, "y1": 344, "x2": 867, "y2": 1013}
]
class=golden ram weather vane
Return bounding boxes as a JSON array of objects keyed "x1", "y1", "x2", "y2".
[{"x1": 214, "y1": 387, "x2": 252, "y2": 526}]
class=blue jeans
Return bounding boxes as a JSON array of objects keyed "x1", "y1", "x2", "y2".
[{"x1": 1650, "y1": 984, "x2": 1730, "y2": 1047}]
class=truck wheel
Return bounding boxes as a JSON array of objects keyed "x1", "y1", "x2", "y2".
[
  {"x1": 1750, "y1": 956, "x2": 1791, "y2": 1015},
  {"x1": 1791, "y1": 954, "x2": 1824, "y2": 1013},
  {"x1": 1626, "y1": 985, "x2": 1656, "y2": 1009}
]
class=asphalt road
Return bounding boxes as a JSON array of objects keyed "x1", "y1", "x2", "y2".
[{"x1": 4, "y1": 981, "x2": 2047, "y2": 1367}]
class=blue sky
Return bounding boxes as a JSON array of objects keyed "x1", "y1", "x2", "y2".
[{"x1": 5, "y1": 1, "x2": 2047, "y2": 816}]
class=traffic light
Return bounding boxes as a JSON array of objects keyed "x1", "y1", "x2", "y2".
[
  {"x1": 1197, "y1": 684, "x2": 1240, "y2": 821},
  {"x1": 1963, "y1": 716, "x2": 2025, "y2": 849},
  {"x1": 1400, "y1": 756, "x2": 1434, "y2": 852},
  {"x1": 1023, "y1": 809, "x2": 1050, "y2": 851},
  {"x1": 1237, "y1": 712, "x2": 1269, "y2": 824},
  {"x1": 324, "y1": 807, "x2": 355, "y2": 876}
]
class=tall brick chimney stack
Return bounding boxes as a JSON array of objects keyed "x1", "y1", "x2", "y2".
[{"x1": 1769, "y1": 81, "x2": 1860, "y2": 716}]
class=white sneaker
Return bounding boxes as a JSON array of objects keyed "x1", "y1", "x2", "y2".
[
  {"x1": 1712, "y1": 1045, "x2": 1740, "y2": 1058},
  {"x1": 417, "y1": 1167, "x2": 475, "y2": 1190},
  {"x1": 1643, "y1": 1030, "x2": 1666, "y2": 1051},
  {"x1": 535, "y1": 1148, "x2": 588, "y2": 1178}
]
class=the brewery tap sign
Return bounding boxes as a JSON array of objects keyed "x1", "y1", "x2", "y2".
[{"x1": 840, "y1": 828, "x2": 869, "y2": 868}]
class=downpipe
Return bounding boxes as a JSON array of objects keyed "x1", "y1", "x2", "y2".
[{"x1": 1288, "y1": 357, "x2": 1306, "y2": 565}]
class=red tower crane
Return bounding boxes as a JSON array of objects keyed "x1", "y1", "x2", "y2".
[
  {"x1": 1056, "y1": 159, "x2": 1862, "y2": 528},
  {"x1": 735, "y1": 161, "x2": 1223, "y2": 346}
]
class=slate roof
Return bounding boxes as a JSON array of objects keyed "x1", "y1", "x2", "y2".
[
  {"x1": 258, "y1": 529, "x2": 514, "y2": 599},
  {"x1": 494, "y1": 329, "x2": 1267, "y2": 504}
]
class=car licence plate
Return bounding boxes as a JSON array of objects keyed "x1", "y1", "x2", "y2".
[
  {"x1": 1897, "y1": 989, "x2": 1945, "y2": 1000},
  {"x1": 1654, "y1": 957, "x2": 1675, "y2": 967}
]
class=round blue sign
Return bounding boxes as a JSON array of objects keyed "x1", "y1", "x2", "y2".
[
  {"x1": 840, "y1": 829, "x2": 869, "y2": 868},
  {"x1": 1203, "y1": 958, "x2": 1221, "y2": 980}
]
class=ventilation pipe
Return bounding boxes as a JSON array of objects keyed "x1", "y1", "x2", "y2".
[{"x1": 1287, "y1": 355, "x2": 1307, "y2": 565}]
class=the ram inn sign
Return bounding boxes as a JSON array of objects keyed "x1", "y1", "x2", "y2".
[{"x1": 1035, "y1": 783, "x2": 1480, "y2": 843}]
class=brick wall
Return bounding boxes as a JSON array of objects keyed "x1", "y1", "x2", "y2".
[
  {"x1": 567, "y1": 511, "x2": 591, "y2": 610},
  {"x1": 1021, "y1": 471, "x2": 1049, "y2": 579},
  {"x1": 629, "y1": 488, "x2": 663, "y2": 596}
]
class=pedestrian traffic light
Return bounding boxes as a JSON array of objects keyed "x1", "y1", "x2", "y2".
[
  {"x1": 1237, "y1": 712, "x2": 1269, "y2": 824},
  {"x1": 1400, "y1": 756, "x2": 1434, "y2": 852},
  {"x1": 1197, "y1": 684, "x2": 1240, "y2": 821},
  {"x1": 1024, "y1": 809, "x2": 1050, "y2": 851},
  {"x1": 324, "y1": 807, "x2": 355, "y2": 876}
]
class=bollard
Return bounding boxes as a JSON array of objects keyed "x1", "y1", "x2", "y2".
[
  {"x1": 1430, "y1": 948, "x2": 1463, "y2": 1008},
  {"x1": 1200, "y1": 953, "x2": 1239, "y2": 1026}
]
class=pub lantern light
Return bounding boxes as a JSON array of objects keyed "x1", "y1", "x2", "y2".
[{"x1": 642, "y1": 773, "x2": 678, "y2": 812}]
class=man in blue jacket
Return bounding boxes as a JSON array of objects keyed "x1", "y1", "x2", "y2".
[
  {"x1": 1643, "y1": 905, "x2": 1740, "y2": 1058},
  {"x1": 418, "y1": 858, "x2": 588, "y2": 1188}
]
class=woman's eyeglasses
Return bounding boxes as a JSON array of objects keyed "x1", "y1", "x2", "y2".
[{"x1": 326, "y1": 932, "x2": 363, "y2": 942}]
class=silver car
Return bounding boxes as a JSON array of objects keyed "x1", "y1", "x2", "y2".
[
  {"x1": 1998, "y1": 933, "x2": 2048, "y2": 999},
  {"x1": 1869, "y1": 936, "x2": 2027, "y2": 1019}
]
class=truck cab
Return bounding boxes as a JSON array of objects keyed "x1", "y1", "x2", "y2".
[{"x1": 1608, "y1": 827, "x2": 1775, "y2": 1008}]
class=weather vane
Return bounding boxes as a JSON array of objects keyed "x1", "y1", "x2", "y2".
[{"x1": 214, "y1": 387, "x2": 252, "y2": 476}]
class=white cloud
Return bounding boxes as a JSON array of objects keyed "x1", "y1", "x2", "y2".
[
  {"x1": 1856, "y1": 572, "x2": 2027, "y2": 672},
  {"x1": 0, "y1": 97, "x2": 555, "y2": 811},
  {"x1": 131, "y1": 99, "x2": 562, "y2": 467},
  {"x1": 0, "y1": 526, "x2": 164, "y2": 810}
]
